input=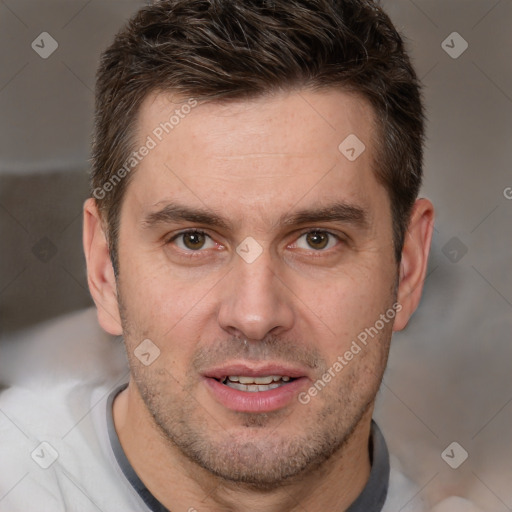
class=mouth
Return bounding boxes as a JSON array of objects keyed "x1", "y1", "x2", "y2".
[
  {"x1": 218, "y1": 375, "x2": 295, "y2": 392},
  {"x1": 203, "y1": 364, "x2": 309, "y2": 413}
]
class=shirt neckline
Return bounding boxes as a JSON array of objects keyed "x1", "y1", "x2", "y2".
[
  {"x1": 107, "y1": 384, "x2": 169, "y2": 512},
  {"x1": 106, "y1": 384, "x2": 389, "y2": 512}
]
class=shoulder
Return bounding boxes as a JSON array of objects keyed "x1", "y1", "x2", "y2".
[{"x1": 0, "y1": 380, "x2": 137, "y2": 512}]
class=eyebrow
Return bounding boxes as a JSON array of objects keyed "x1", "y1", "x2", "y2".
[
  {"x1": 280, "y1": 202, "x2": 369, "y2": 230},
  {"x1": 141, "y1": 201, "x2": 369, "y2": 231},
  {"x1": 142, "y1": 203, "x2": 231, "y2": 230}
]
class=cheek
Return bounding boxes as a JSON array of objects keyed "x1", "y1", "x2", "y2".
[
  {"x1": 119, "y1": 250, "x2": 211, "y2": 320},
  {"x1": 117, "y1": 258, "x2": 219, "y2": 364},
  {"x1": 292, "y1": 265, "x2": 395, "y2": 346}
]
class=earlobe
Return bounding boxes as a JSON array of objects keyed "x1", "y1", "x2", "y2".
[
  {"x1": 393, "y1": 198, "x2": 435, "y2": 332},
  {"x1": 83, "y1": 198, "x2": 123, "y2": 336}
]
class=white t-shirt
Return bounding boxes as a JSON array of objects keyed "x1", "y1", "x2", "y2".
[{"x1": 0, "y1": 377, "x2": 427, "y2": 512}]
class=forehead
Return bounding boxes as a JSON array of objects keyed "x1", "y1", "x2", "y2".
[
  {"x1": 126, "y1": 88, "x2": 386, "y2": 223},
  {"x1": 137, "y1": 88, "x2": 376, "y2": 157}
]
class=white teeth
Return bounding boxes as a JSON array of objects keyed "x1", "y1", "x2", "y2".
[
  {"x1": 227, "y1": 375, "x2": 291, "y2": 385},
  {"x1": 222, "y1": 375, "x2": 295, "y2": 392},
  {"x1": 238, "y1": 376, "x2": 264, "y2": 384},
  {"x1": 225, "y1": 381, "x2": 283, "y2": 392}
]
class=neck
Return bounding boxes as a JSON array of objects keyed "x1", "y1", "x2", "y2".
[{"x1": 113, "y1": 380, "x2": 373, "y2": 512}]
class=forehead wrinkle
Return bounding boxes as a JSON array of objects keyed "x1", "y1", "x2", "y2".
[{"x1": 211, "y1": 152, "x2": 310, "y2": 160}]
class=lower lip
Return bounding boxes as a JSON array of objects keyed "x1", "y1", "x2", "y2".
[{"x1": 203, "y1": 377, "x2": 308, "y2": 413}]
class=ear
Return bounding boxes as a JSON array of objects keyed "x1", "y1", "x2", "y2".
[
  {"x1": 83, "y1": 198, "x2": 123, "y2": 336},
  {"x1": 393, "y1": 198, "x2": 435, "y2": 332}
]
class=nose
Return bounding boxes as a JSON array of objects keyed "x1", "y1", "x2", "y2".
[{"x1": 217, "y1": 249, "x2": 294, "y2": 341}]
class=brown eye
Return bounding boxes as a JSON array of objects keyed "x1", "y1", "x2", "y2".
[
  {"x1": 305, "y1": 231, "x2": 329, "y2": 250},
  {"x1": 183, "y1": 232, "x2": 206, "y2": 250},
  {"x1": 182, "y1": 231, "x2": 206, "y2": 251},
  {"x1": 171, "y1": 231, "x2": 215, "y2": 251},
  {"x1": 290, "y1": 230, "x2": 339, "y2": 252}
]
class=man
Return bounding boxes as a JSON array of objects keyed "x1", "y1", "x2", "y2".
[{"x1": 0, "y1": 0, "x2": 434, "y2": 510}]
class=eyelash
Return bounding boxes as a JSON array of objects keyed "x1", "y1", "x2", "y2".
[{"x1": 166, "y1": 229, "x2": 342, "y2": 253}]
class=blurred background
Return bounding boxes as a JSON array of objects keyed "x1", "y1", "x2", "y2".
[{"x1": 0, "y1": 0, "x2": 511, "y2": 510}]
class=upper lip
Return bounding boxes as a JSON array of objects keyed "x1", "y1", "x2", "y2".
[{"x1": 203, "y1": 362, "x2": 310, "y2": 381}]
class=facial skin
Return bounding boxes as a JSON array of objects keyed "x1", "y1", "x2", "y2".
[{"x1": 83, "y1": 89, "x2": 434, "y2": 511}]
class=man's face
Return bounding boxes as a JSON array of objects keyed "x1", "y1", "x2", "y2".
[{"x1": 115, "y1": 89, "x2": 398, "y2": 485}]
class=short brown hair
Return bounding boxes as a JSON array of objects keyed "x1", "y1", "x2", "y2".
[{"x1": 91, "y1": 0, "x2": 425, "y2": 273}]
